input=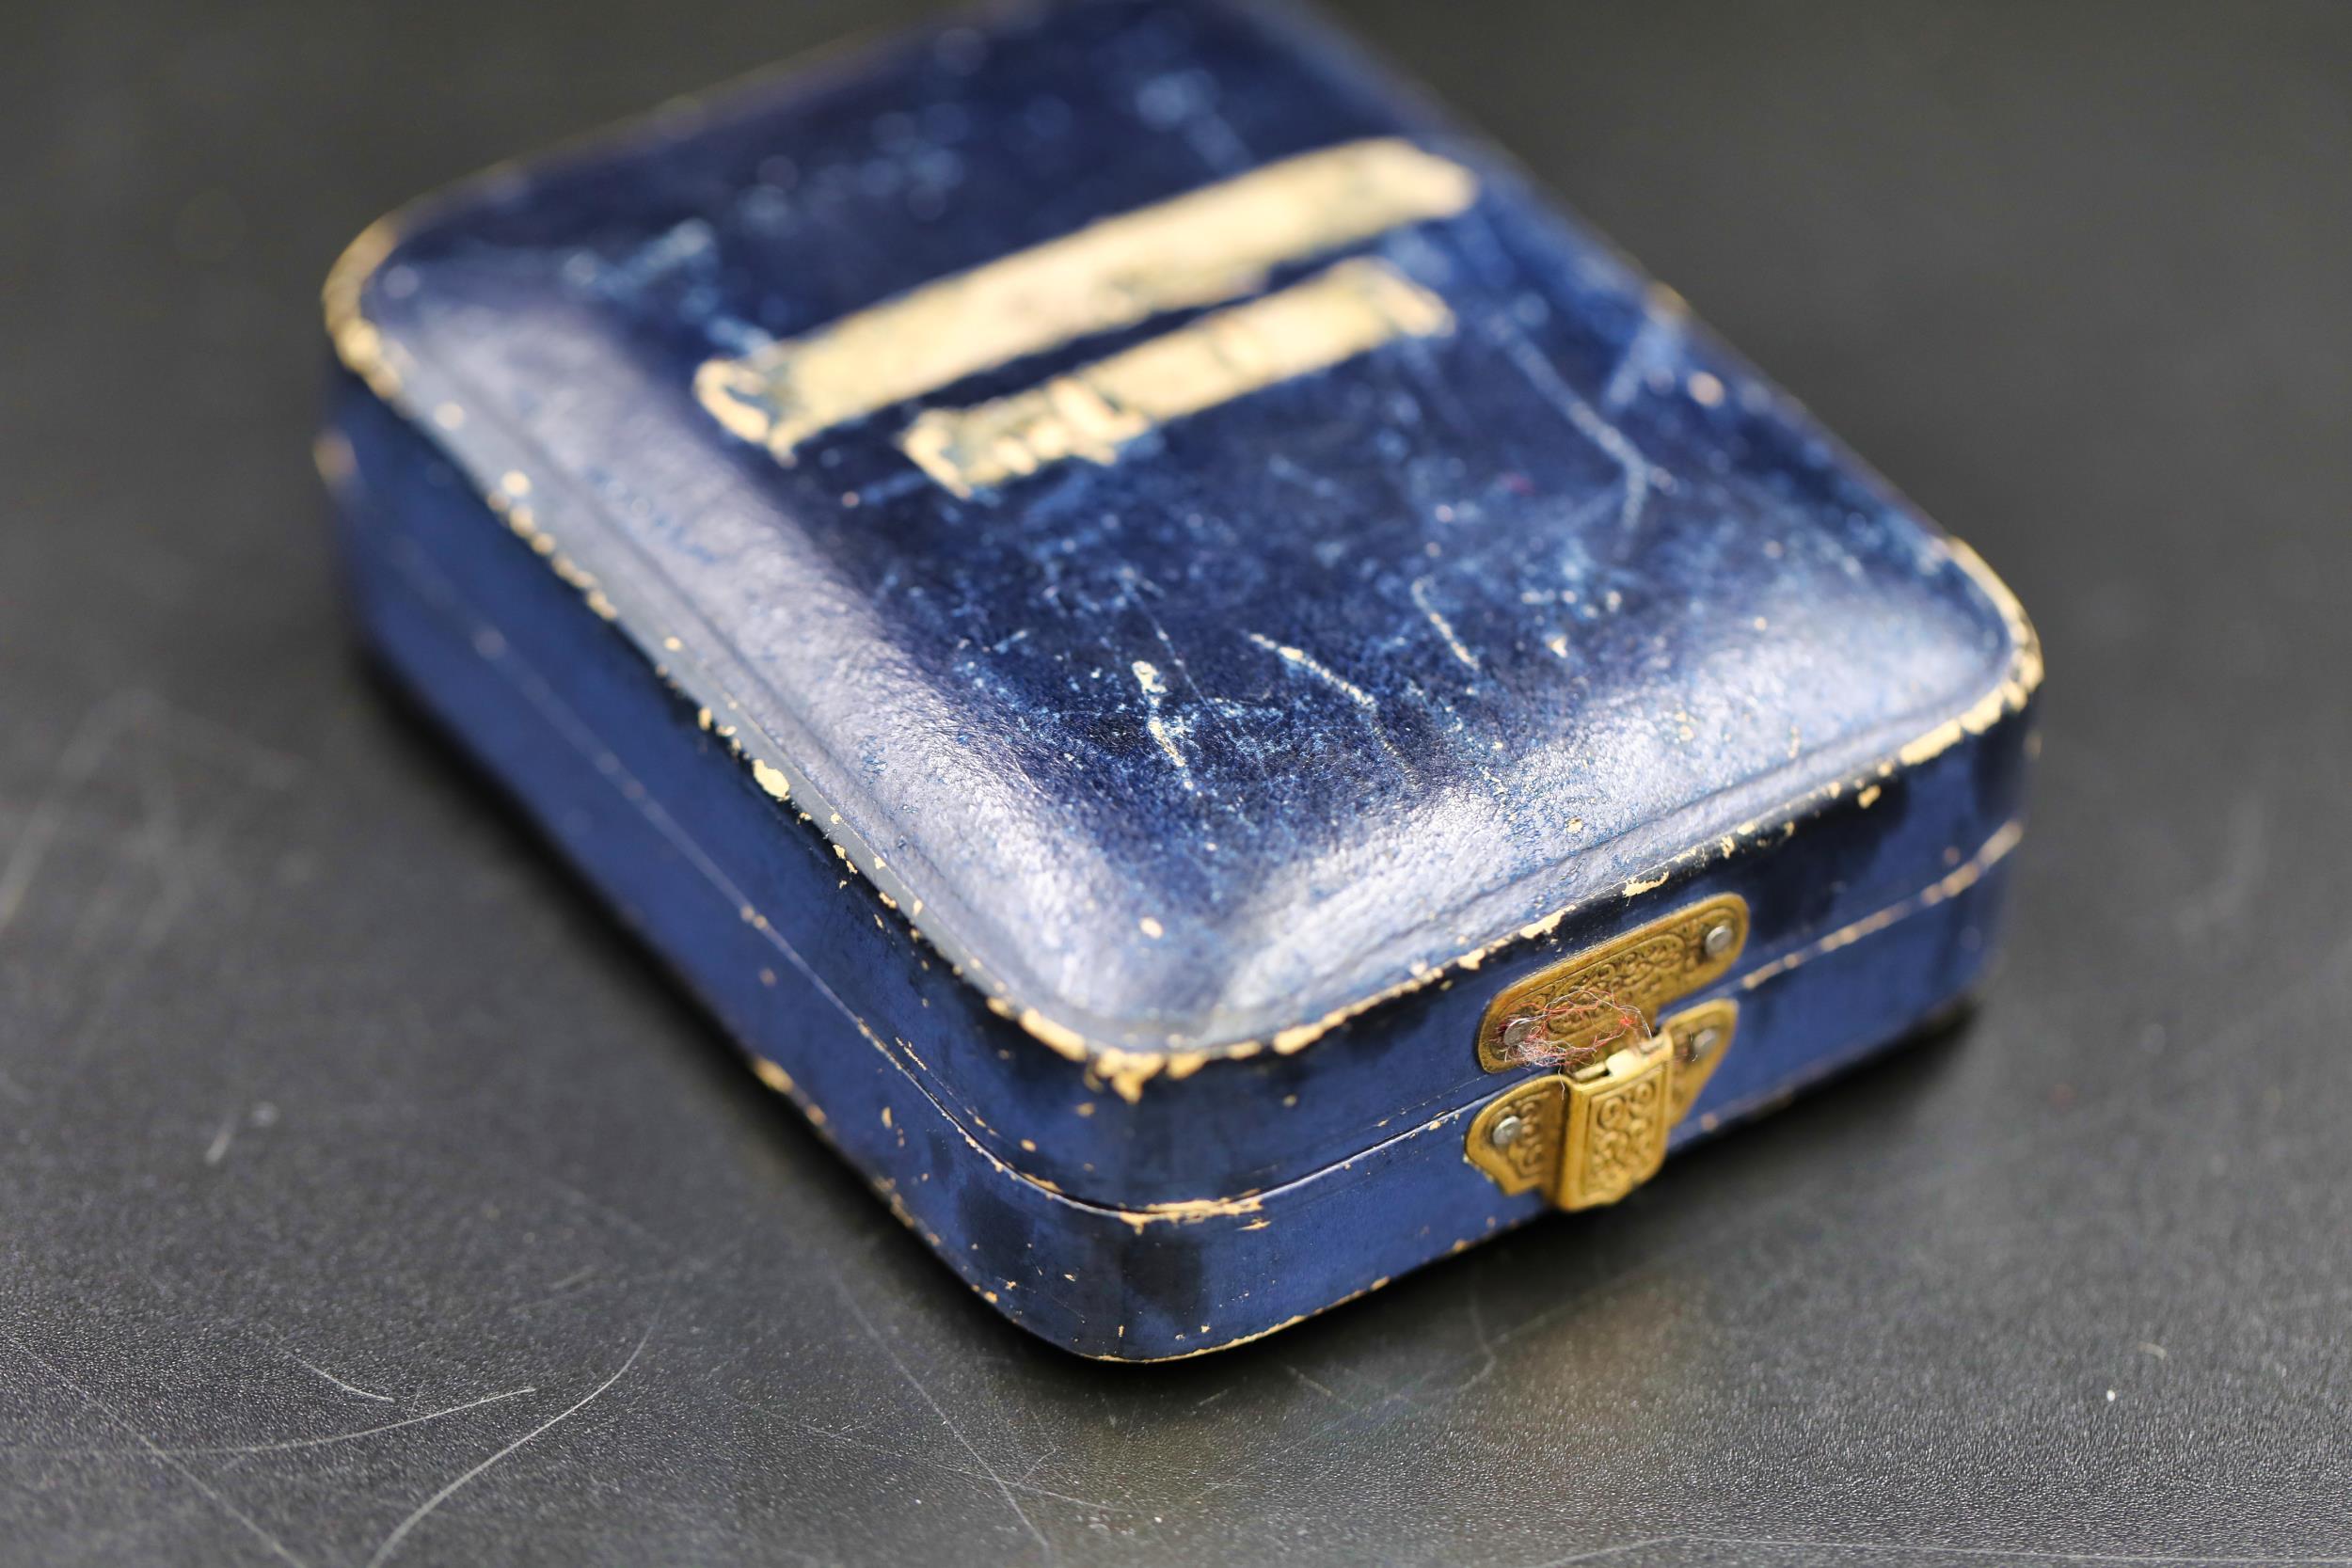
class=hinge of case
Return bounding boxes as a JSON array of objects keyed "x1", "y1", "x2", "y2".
[{"x1": 1466, "y1": 998, "x2": 1739, "y2": 1210}]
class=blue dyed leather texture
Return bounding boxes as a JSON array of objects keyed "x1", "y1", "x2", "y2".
[
  {"x1": 345, "y1": 0, "x2": 2028, "y2": 1060},
  {"x1": 325, "y1": 0, "x2": 2039, "y2": 1357}
]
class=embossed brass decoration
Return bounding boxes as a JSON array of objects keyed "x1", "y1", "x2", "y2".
[
  {"x1": 1560, "y1": 1037, "x2": 1673, "y2": 1207},
  {"x1": 1465, "y1": 1000, "x2": 1739, "y2": 1211},
  {"x1": 1476, "y1": 894, "x2": 1748, "y2": 1072},
  {"x1": 1464, "y1": 1077, "x2": 1565, "y2": 1196}
]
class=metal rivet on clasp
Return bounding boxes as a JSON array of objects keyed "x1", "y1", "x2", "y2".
[
  {"x1": 1701, "y1": 919, "x2": 1737, "y2": 959},
  {"x1": 1489, "y1": 1113, "x2": 1527, "y2": 1149}
]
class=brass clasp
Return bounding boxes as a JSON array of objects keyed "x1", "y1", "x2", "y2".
[{"x1": 1467, "y1": 998, "x2": 1739, "y2": 1211}]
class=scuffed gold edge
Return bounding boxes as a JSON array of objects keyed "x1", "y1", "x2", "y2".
[
  {"x1": 1740, "y1": 816, "x2": 2023, "y2": 993},
  {"x1": 320, "y1": 22, "x2": 2042, "y2": 1100}
]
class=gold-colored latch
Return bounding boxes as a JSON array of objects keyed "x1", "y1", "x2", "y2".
[
  {"x1": 1475, "y1": 894, "x2": 1747, "y2": 1072},
  {"x1": 1466, "y1": 1001, "x2": 1739, "y2": 1210}
]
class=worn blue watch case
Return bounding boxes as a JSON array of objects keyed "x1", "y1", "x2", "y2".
[{"x1": 319, "y1": 0, "x2": 2039, "y2": 1359}]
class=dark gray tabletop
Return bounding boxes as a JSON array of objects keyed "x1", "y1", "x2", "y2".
[{"x1": 6, "y1": 2, "x2": 2349, "y2": 1564}]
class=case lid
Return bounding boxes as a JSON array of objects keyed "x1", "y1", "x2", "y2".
[{"x1": 330, "y1": 0, "x2": 2037, "y2": 1065}]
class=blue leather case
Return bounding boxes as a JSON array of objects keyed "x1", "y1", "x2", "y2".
[{"x1": 319, "y1": 0, "x2": 2039, "y2": 1359}]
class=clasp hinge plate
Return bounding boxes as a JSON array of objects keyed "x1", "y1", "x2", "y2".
[{"x1": 1476, "y1": 895, "x2": 1747, "y2": 1073}]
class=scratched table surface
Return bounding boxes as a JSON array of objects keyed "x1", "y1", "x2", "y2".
[{"x1": 6, "y1": 2, "x2": 2351, "y2": 1564}]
